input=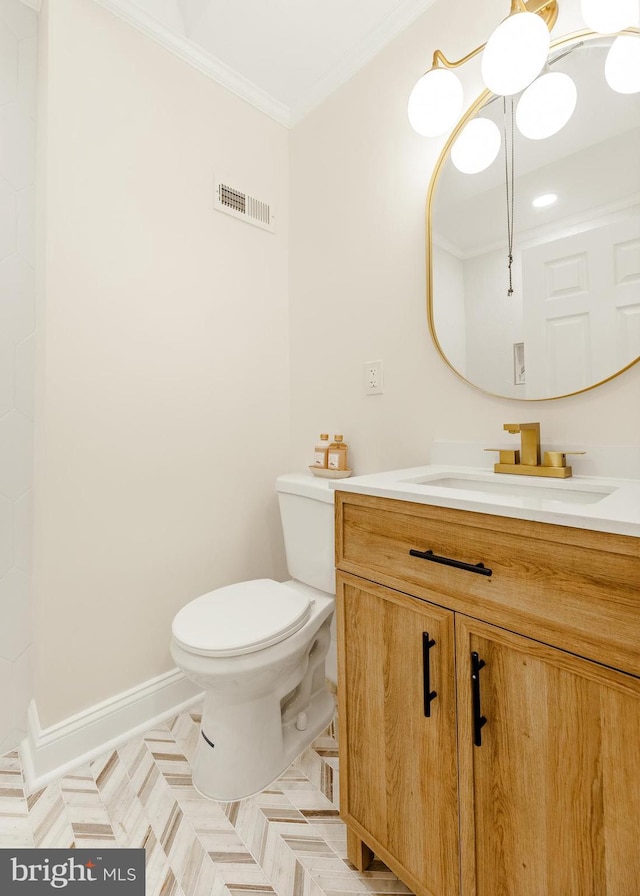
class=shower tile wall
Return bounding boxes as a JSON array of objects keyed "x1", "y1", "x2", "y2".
[{"x1": 0, "y1": 0, "x2": 37, "y2": 754}]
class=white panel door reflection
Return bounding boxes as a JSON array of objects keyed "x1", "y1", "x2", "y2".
[{"x1": 523, "y1": 215, "x2": 640, "y2": 396}]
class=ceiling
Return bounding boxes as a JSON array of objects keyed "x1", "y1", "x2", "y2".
[{"x1": 95, "y1": 0, "x2": 439, "y2": 125}]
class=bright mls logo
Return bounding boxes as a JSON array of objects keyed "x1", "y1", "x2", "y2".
[{"x1": 0, "y1": 849, "x2": 145, "y2": 894}]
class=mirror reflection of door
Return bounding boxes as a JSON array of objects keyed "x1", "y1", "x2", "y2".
[{"x1": 523, "y1": 216, "x2": 640, "y2": 395}]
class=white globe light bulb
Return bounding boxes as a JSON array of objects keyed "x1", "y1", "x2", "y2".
[
  {"x1": 408, "y1": 68, "x2": 464, "y2": 137},
  {"x1": 516, "y1": 72, "x2": 577, "y2": 139},
  {"x1": 482, "y1": 12, "x2": 550, "y2": 96},
  {"x1": 451, "y1": 118, "x2": 502, "y2": 174},
  {"x1": 605, "y1": 35, "x2": 640, "y2": 93},
  {"x1": 580, "y1": 0, "x2": 639, "y2": 34}
]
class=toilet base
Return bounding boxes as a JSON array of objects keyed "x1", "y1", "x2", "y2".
[{"x1": 192, "y1": 685, "x2": 335, "y2": 801}]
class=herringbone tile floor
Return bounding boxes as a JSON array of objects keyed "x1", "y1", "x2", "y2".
[{"x1": 0, "y1": 705, "x2": 413, "y2": 896}]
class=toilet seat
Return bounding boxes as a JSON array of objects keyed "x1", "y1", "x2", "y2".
[{"x1": 172, "y1": 579, "x2": 312, "y2": 658}]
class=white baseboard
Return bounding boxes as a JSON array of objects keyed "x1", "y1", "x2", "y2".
[{"x1": 20, "y1": 669, "x2": 203, "y2": 793}]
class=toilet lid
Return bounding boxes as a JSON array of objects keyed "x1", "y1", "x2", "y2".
[{"x1": 172, "y1": 579, "x2": 312, "y2": 657}]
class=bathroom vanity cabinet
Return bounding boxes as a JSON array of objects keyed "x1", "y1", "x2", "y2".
[{"x1": 334, "y1": 491, "x2": 640, "y2": 896}]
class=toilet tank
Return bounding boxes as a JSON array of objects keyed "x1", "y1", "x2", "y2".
[{"x1": 276, "y1": 473, "x2": 335, "y2": 595}]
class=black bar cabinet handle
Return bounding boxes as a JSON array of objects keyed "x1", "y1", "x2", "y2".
[
  {"x1": 471, "y1": 651, "x2": 487, "y2": 747},
  {"x1": 422, "y1": 632, "x2": 437, "y2": 717},
  {"x1": 201, "y1": 730, "x2": 215, "y2": 749},
  {"x1": 409, "y1": 548, "x2": 492, "y2": 577}
]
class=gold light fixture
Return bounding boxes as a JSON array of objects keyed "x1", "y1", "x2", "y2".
[
  {"x1": 409, "y1": 0, "x2": 640, "y2": 177},
  {"x1": 407, "y1": 1, "x2": 559, "y2": 138}
]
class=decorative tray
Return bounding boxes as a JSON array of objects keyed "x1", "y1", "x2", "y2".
[{"x1": 308, "y1": 466, "x2": 353, "y2": 480}]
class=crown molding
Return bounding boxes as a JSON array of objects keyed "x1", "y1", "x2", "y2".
[
  {"x1": 87, "y1": 0, "x2": 438, "y2": 128},
  {"x1": 91, "y1": 0, "x2": 291, "y2": 126},
  {"x1": 20, "y1": 0, "x2": 441, "y2": 127}
]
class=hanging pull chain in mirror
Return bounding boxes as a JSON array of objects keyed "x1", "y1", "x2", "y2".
[{"x1": 503, "y1": 96, "x2": 515, "y2": 297}]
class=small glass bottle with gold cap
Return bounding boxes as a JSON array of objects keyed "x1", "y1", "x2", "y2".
[
  {"x1": 327, "y1": 435, "x2": 349, "y2": 471},
  {"x1": 312, "y1": 434, "x2": 330, "y2": 468}
]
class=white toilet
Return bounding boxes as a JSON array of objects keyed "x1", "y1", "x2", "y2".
[{"x1": 171, "y1": 473, "x2": 336, "y2": 801}]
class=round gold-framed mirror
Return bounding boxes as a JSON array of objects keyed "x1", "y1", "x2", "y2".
[{"x1": 427, "y1": 30, "x2": 640, "y2": 400}]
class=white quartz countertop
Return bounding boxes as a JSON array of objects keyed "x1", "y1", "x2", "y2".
[{"x1": 329, "y1": 465, "x2": 640, "y2": 537}]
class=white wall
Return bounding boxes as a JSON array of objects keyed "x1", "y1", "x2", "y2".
[
  {"x1": 33, "y1": 0, "x2": 290, "y2": 728},
  {"x1": 0, "y1": 0, "x2": 37, "y2": 753},
  {"x1": 289, "y1": 0, "x2": 640, "y2": 476}
]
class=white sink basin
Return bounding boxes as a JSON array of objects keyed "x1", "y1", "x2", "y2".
[
  {"x1": 408, "y1": 474, "x2": 616, "y2": 505},
  {"x1": 329, "y1": 464, "x2": 640, "y2": 536}
]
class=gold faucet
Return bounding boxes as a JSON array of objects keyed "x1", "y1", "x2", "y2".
[
  {"x1": 485, "y1": 422, "x2": 585, "y2": 478},
  {"x1": 504, "y1": 422, "x2": 540, "y2": 467}
]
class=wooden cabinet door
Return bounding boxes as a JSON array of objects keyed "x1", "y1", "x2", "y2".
[
  {"x1": 456, "y1": 615, "x2": 640, "y2": 896},
  {"x1": 337, "y1": 572, "x2": 459, "y2": 896}
]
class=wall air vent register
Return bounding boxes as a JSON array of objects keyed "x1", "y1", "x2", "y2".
[{"x1": 214, "y1": 178, "x2": 275, "y2": 232}]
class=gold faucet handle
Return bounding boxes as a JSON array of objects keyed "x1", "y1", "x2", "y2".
[
  {"x1": 543, "y1": 451, "x2": 586, "y2": 468},
  {"x1": 485, "y1": 448, "x2": 520, "y2": 464}
]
